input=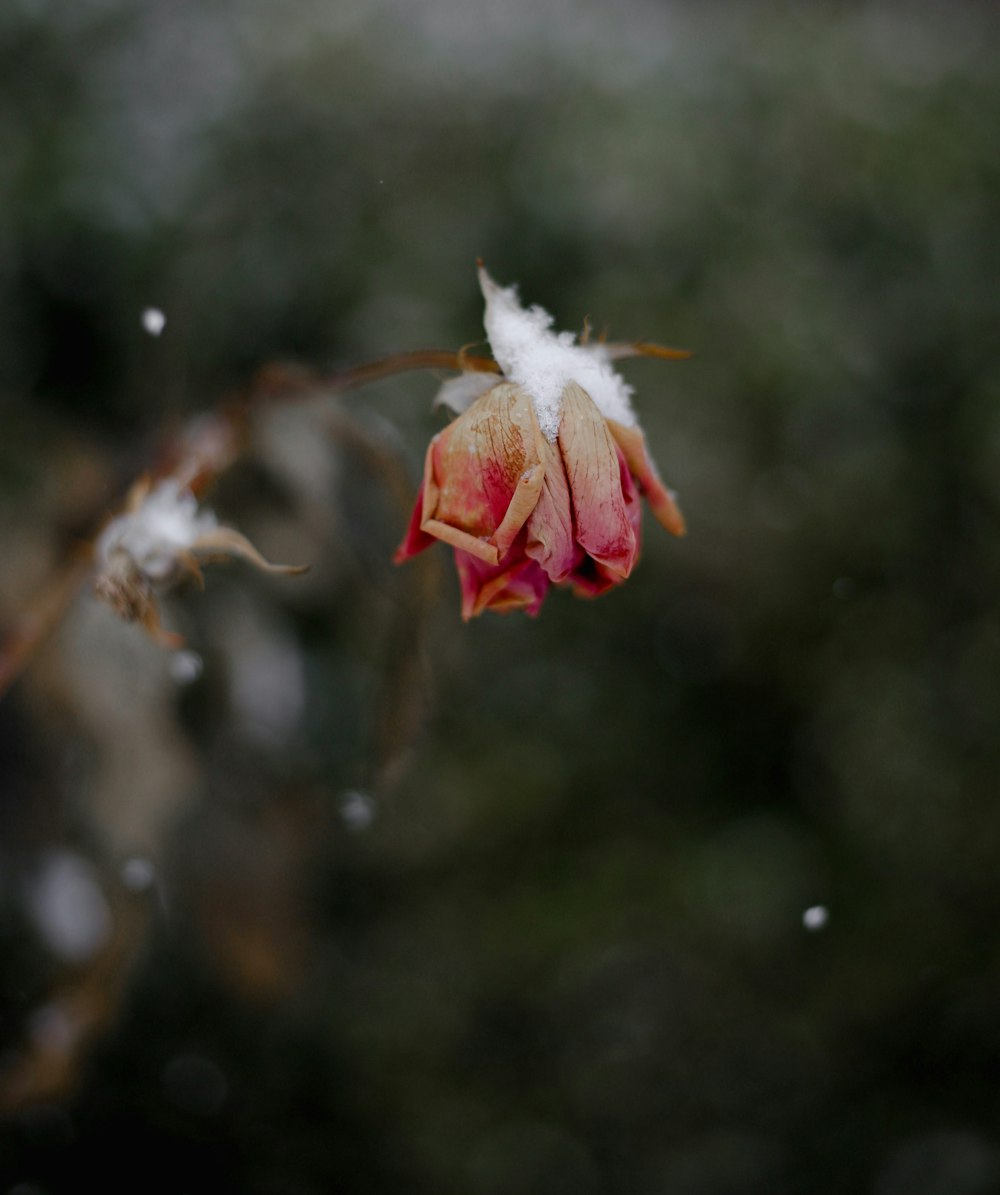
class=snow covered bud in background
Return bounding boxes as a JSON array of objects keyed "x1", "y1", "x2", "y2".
[
  {"x1": 94, "y1": 478, "x2": 306, "y2": 646},
  {"x1": 395, "y1": 266, "x2": 686, "y2": 619}
]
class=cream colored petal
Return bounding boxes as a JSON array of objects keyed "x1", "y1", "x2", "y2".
[{"x1": 419, "y1": 518, "x2": 499, "y2": 565}]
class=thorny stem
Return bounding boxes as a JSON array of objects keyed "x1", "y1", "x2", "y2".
[{"x1": 0, "y1": 341, "x2": 689, "y2": 699}]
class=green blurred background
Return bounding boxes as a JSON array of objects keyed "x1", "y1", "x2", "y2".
[{"x1": 2, "y1": 1, "x2": 1000, "y2": 1191}]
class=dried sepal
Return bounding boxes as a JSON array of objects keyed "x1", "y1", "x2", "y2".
[
  {"x1": 188, "y1": 527, "x2": 309, "y2": 576},
  {"x1": 92, "y1": 478, "x2": 307, "y2": 647},
  {"x1": 92, "y1": 555, "x2": 184, "y2": 648}
]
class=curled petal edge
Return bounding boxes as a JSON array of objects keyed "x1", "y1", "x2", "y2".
[{"x1": 606, "y1": 419, "x2": 686, "y2": 537}]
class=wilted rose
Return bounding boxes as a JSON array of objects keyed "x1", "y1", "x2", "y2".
[{"x1": 395, "y1": 268, "x2": 685, "y2": 619}]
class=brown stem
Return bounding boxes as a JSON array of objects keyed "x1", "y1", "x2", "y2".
[
  {"x1": 603, "y1": 341, "x2": 693, "y2": 362},
  {"x1": 324, "y1": 350, "x2": 501, "y2": 391},
  {"x1": 248, "y1": 351, "x2": 500, "y2": 408}
]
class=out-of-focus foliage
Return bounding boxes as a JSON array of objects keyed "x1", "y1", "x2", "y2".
[{"x1": 2, "y1": 1, "x2": 1000, "y2": 1192}]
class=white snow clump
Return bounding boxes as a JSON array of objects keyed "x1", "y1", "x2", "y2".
[
  {"x1": 97, "y1": 480, "x2": 218, "y2": 581},
  {"x1": 477, "y1": 265, "x2": 637, "y2": 441}
]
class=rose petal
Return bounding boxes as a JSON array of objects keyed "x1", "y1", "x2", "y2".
[
  {"x1": 407, "y1": 382, "x2": 546, "y2": 567},
  {"x1": 524, "y1": 432, "x2": 576, "y2": 582},
  {"x1": 567, "y1": 558, "x2": 625, "y2": 599},
  {"x1": 557, "y1": 382, "x2": 637, "y2": 578},
  {"x1": 455, "y1": 539, "x2": 550, "y2": 620},
  {"x1": 607, "y1": 418, "x2": 685, "y2": 537},
  {"x1": 394, "y1": 439, "x2": 440, "y2": 563},
  {"x1": 394, "y1": 496, "x2": 436, "y2": 563}
]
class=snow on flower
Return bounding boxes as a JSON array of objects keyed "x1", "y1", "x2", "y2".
[
  {"x1": 94, "y1": 478, "x2": 305, "y2": 646},
  {"x1": 97, "y1": 480, "x2": 218, "y2": 583},
  {"x1": 395, "y1": 266, "x2": 685, "y2": 619}
]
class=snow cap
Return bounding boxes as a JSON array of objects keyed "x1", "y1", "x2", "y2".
[{"x1": 478, "y1": 265, "x2": 637, "y2": 441}]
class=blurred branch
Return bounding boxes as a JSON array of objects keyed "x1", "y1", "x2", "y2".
[
  {"x1": 0, "y1": 358, "x2": 459, "y2": 1107},
  {"x1": 0, "y1": 349, "x2": 498, "y2": 701},
  {"x1": 0, "y1": 552, "x2": 95, "y2": 700},
  {"x1": 0, "y1": 338, "x2": 688, "y2": 698}
]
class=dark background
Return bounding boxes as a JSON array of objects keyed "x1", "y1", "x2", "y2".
[{"x1": 2, "y1": 1, "x2": 999, "y2": 1192}]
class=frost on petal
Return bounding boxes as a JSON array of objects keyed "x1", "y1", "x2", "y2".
[
  {"x1": 478, "y1": 265, "x2": 637, "y2": 440},
  {"x1": 556, "y1": 382, "x2": 637, "y2": 579}
]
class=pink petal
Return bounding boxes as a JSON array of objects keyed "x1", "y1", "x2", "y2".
[
  {"x1": 557, "y1": 382, "x2": 637, "y2": 578},
  {"x1": 394, "y1": 439, "x2": 441, "y2": 563},
  {"x1": 455, "y1": 537, "x2": 550, "y2": 620},
  {"x1": 394, "y1": 489, "x2": 437, "y2": 562},
  {"x1": 565, "y1": 437, "x2": 642, "y2": 599},
  {"x1": 524, "y1": 432, "x2": 576, "y2": 582},
  {"x1": 395, "y1": 382, "x2": 546, "y2": 568},
  {"x1": 567, "y1": 560, "x2": 624, "y2": 599},
  {"x1": 607, "y1": 418, "x2": 685, "y2": 537}
]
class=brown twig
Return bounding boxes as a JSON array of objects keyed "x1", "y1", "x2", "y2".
[{"x1": 603, "y1": 340, "x2": 693, "y2": 362}]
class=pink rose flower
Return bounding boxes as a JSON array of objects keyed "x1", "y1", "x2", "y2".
[{"x1": 395, "y1": 268, "x2": 685, "y2": 619}]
